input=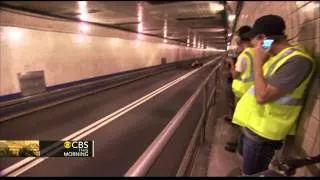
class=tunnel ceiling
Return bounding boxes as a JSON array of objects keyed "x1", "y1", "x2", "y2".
[{"x1": 0, "y1": 1, "x2": 235, "y2": 50}]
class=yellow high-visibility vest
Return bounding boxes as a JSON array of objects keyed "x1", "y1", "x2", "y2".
[
  {"x1": 232, "y1": 48, "x2": 255, "y2": 98},
  {"x1": 232, "y1": 46, "x2": 316, "y2": 141}
]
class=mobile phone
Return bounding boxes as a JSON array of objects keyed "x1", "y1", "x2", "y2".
[{"x1": 262, "y1": 39, "x2": 274, "y2": 49}]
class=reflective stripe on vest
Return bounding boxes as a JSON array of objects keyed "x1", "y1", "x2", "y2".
[
  {"x1": 247, "y1": 87, "x2": 303, "y2": 105},
  {"x1": 240, "y1": 51, "x2": 254, "y2": 82},
  {"x1": 248, "y1": 48, "x2": 304, "y2": 106},
  {"x1": 232, "y1": 48, "x2": 254, "y2": 98},
  {"x1": 265, "y1": 48, "x2": 298, "y2": 78}
]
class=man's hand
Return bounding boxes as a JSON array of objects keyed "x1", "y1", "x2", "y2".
[
  {"x1": 253, "y1": 39, "x2": 270, "y2": 65},
  {"x1": 252, "y1": 39, "x2": 283, "y2": 104}
]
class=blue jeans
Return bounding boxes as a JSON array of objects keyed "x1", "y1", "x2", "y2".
[{"x1": 237, "y1": 134, "x2": 283, "y2": 175}]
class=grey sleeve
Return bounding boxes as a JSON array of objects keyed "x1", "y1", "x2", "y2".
[{"x1": 268, "y1": 55, "x2": 312, "y2": 94}]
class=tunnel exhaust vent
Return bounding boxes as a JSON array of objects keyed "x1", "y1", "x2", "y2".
[{"x1": 18, "y1": 71, "x2": 46, "y2": 97}]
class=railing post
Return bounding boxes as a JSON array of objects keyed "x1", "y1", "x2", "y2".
[
  {"x1": 213, "y1": 69, "x2": 218, "y2": 105},
  {"x1": 200, "y1": 83, "x2": 208, "y2": 144}
]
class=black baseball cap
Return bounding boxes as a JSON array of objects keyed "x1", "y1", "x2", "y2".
[
  {"x1": 248, "y1": 14, "x2": 286, "y2": 38},
  {"x1": 236, "y1": 25, "x2": 252, "y2": 41}
]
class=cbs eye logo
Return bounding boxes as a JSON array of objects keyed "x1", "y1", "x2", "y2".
[{"x1": 64, "y1": 141, "x2": 71, "y2": 149}]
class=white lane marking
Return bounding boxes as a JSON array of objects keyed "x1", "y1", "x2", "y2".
[
  {"x1": 1, "y1": 72, "x2": 190, "y2": 176},
  {"x1": 1, "y1": 57, "x2": 220, "y2": 177},
  {"x1": 1, "y1": 69, "x2": 198, "y2": 176},
  {"x1": 7, "y1": 68, "x2": 200, "y2": 177},
  {"x1": 4, "y1": 72, "x2": 195, "y2": 176}
]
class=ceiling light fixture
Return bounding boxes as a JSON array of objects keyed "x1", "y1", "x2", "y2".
[
  {"x1": 209, "y1": 3, "x2": 224, "y2": 13},
  {"x1": 228, "y1": 14, "x2": 236, "y2": 21},
  {"x1": 163, "y1": 19, "x2": 168, "y2": 38},
  {"x1": 137, "y1": 4, "x2": 143, "y2": 33},
  {"x1": 7, "y1": 27, "x2": 22, "y2": 43},
  {"x1": 79, "y1": 13, "x2": 88, "y2": 21},
  {"x1": 78, "y1": 1, "x2": 88, "y2": 21},
  {"x1": 80, "y1": 22, "x2": 89, "y2": 33},
  {"x1": 138, "y1": 23, "x2": 143, "y2": 33},
  {"x1": 78, "y1": 1, "x2": 87, "y2": 12}
]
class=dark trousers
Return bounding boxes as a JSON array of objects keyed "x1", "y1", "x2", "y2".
[
  {"x1": 237, "y1": 134, "x2": 283, "y2": 175},
  {"x1": 226, "y1": 79, "x2": 235, "y2": 116}
]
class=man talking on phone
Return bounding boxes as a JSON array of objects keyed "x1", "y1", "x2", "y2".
[{"x1": 232, "y1": 14, "x2": 316, "y2": 175}]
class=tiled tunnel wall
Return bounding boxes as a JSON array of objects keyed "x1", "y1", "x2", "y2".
[
  {"x1": 232, "y1": 1, "x2": 320, "y2": 176},
  {"x1": 0, "y1": 9, "x2": 216, "y2": 96}
]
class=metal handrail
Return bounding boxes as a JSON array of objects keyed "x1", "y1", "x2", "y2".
[
  {"x1": 125, "y1": 56, "x2": 223, "y2": 177},
  {"x1": 175, "y1": 85, "x2": 217, "y2": 176},
  {"x1": 0, "y1": 56, "x2": 214, "y2": 109}
]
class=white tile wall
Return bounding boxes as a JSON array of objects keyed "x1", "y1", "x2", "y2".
[
  {"x1": 299, "y1": 2, "x2": 315, "y2": 24},
  {"x1": 311, "y1": 98, "x2": 320, "y2": 119},
  {"x1": 311, "y1": 134, "x2": 320, "y2": 157},
  {"x1": 315, "y1": 18, "x2": 320, "y2": 38},
  {"x1": 289, "y1": 11, "x2": 299, "y2": 29},
  {"x1": 295, "y1": 1, "x2": 310, "y2": 9},
  {"x1": 0, "y1": 10, "x2": 213, "y2": 95},
  {"x1": 306, "y1": 117, "x2": 319, "y2": 140}
]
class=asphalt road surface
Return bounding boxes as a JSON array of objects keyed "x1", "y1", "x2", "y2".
[{"x1": 0, "y1": 58, "x2": 220, "y2": 176}]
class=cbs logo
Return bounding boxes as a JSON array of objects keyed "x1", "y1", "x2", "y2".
[
  {"x1": 64, "y1": 141, "x2": 89, "y2": 149},
  {"x1": 64, "y1": 141, "x2": 72, "y2": 149}
]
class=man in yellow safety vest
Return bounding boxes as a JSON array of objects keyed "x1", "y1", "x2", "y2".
[
  {"x1": 224, "y1": 26, "x2": 256, "y2": 152},
  {"x1": 232, "y1": 14, "x2": 316, "y2": 175},
  {"x1": 231, "y1": 27, "x2": 255, "y2": 99}
]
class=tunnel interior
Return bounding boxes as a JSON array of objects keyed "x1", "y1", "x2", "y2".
[{"x1": 0, "y1": 1, "x2": 319, "y2": 177}]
